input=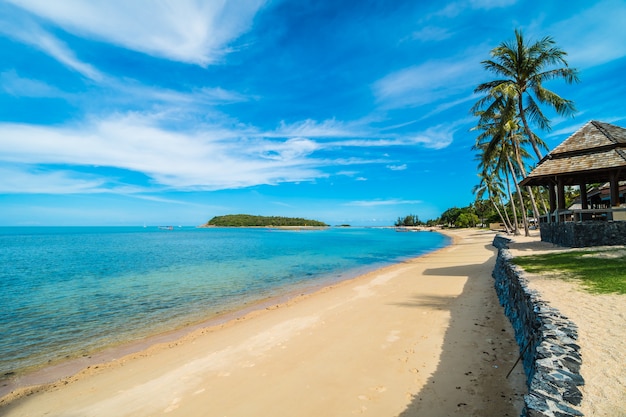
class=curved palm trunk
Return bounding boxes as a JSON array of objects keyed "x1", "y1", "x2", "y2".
[
  {"x1": 500, "y1": 200, "x2": 514, "y2": 233},
  {"x1": 511, "y1": 135, "x2": 540, "y2": 216},
  {"x1": 539, "y1": 188, "x2": 549, "y2": 213},
  {"x1": 506, "y1": 155, "x2": 530, "y2": 236},
  {"x1": 525, "y1": 186, "x2": 541, "y2": 226},
  {"x1": 503, "y1": 165, "x2": 520, "y2": 235},
  {"x1": 516, "y1": 188, "x2": 530, "y2": 237},
  {"x1": 491, "y1": 198, "x2": 512, "y2": 234},
  {"x1": 510, "y1": 134, "x2": 541, "y2": 223},
  {"x1": 515, "y1": 153, "x2": 540, "y2": 220},
  {"x1": 517, "y1": 94, "x2": 543, "y2": 161}
]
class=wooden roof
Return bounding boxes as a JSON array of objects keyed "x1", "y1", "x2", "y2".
[{"x1": 520, "y1": 120, "x2": 626, "y2": 186}]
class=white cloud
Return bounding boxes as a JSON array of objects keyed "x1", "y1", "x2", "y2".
[
  {"x1": 0, "y1": 109, "x2": 458, "y2": 195},
  {"x1": 0, "y1": 113, "x2": 324, "y2": 192},
  {"x1": 469, "y1": 0, "x2": 516, "y2": 9},
  {"x1": 104, "y1": 81, "x2": 252, "y2": 115},
  {"x1": 257, "y1": 137, "x2": 320, "y2": 161},
  {"x1": 387, "y1": 164, "x2": 407, "y2": 171},
  {"x1": 546, "y1": 0, "x2": 626, "y2": 68},
  {"x1": 273, "y1": 119, "x2": 365, "y2": 138},
  {"x1": 411, "y1": 26, "x2": 453, "y2": 42},
  {"x1": 426, "y1": 0, "x2": 516, "y2": 19},
  {"x1": 321, "y1": 123, "x2": 459, "y2": 151},
  {"x1": 6, "y1": 0, "x2": 267, "y2": 66},
  {"x1": 0, "y1": 165, "x2": 108, "y2": 193},
  {"x1": 345, "y1": 199, "x2": 422, "y2": 207},
  {"x1": 0, "y1": 10, "x2": 104, "y2": 81},
  {"x1": 408, "y1": 123, "x2": 459, "y2": 150},
  {"x1": 373, "y1": 52, "x2": 484, "y2": 109},
  {"x1": 0, "y1": 70, "x2": 65, "y2": 97},
  {"x1": 0, "y1": 63, "x2": 466, "y2": 197},
  {"x1": 419, "y1": 94, "x2": 478, "y2": 120}
]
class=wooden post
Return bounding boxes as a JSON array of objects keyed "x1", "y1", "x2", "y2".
[
  {"x1": 557, "y1": 177, "x2": 566, "y2": 210},
  {"x1": 610, "y1": 171, "x2": 620, "y2": 207}
]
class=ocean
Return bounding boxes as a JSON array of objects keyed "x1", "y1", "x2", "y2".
[{"x1": 0, "y1": 226, "x2": 448, "y2": 381}]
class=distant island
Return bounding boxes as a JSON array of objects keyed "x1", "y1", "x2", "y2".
[{"x1": 202, "y1": 214, "x2": 328, "y2": 227}]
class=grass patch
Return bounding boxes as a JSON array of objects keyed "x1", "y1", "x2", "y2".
[{"x1": 513, "y1": 249, "x2": 626, "y2": 294}]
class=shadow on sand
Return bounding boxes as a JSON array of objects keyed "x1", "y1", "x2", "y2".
[{"x1": 395, "y1": 248, "x2": 526, "y2": 416}]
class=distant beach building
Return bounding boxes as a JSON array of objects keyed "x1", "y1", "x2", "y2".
[{"x1": 520, "y1": 120, "x2": 626, "y2": 246}]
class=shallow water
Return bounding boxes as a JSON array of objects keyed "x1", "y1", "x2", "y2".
[{"x1": 0, "y1": 226, "x2": 448, "y2": 378}]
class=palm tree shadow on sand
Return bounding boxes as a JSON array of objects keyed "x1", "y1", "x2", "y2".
[{"x1": 394, "y1": 252, "x2": 527, "y2": 416}]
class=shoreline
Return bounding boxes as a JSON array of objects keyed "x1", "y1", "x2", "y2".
[
  {"x1": 2, "y1": 228, "x2": 526, "y2": 416},
  {"x1": 1, "y1": 230, "x2": 451, "y2": 402}
]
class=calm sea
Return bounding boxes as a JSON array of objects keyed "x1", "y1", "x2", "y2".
[{"x1": 0, "y1": 226, "x2": 448, "y2": 380}]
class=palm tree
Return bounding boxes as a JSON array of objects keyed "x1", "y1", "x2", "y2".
[
  {"x1": 474, "y1": 122, "x2": 529, "y2": 236},
  {"x1": 474, "y1": 172, "x2": 513, "y2": 234},
  {"x1": 473, "y1": 89, "x2": 542, "y2": 237},
  {"x1": 472, "y1": 84, "x2": 548, "y2": 221},
  {"x1": 475, "y1": 29, "x2": 579, "y2": 160}
]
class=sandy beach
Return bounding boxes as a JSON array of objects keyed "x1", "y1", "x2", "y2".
[{"x1": 1, "y1": 229, "x2": 526, "y2": 416}]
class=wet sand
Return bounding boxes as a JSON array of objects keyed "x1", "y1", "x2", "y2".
[{"x1": 1, "y1": 228, "x2": 526, "y2": 416}]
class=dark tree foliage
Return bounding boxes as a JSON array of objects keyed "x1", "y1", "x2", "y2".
[
  {"x1": 205, "y1": 214, "x2": 328, "y2": 227},
  {"x1": 438, "y1": 206, "x2": 480, "y2": 228},
  {"x1": 394, "y1": 214, "x2": 422, "y2": 227},
  {"x1": 439, "y1": 207, "x2": 463, "y2": 226}
]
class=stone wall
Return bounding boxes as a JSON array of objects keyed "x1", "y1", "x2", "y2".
[
  {"x1": 540, "y1": 221, "x2": 626, "y2": 247},
  {"x1": 492, "y1": 235, "x2": 584, "y2": 417}
]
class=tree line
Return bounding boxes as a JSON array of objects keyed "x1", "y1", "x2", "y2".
[
  {"x1": 205, "y1": 214, "x2": 328, "y2": 227},
  {"x1": 395, "y1": 206, "x2": 482, "y2": 229}
]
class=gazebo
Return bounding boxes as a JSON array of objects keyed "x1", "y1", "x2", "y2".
[{"x1": 519, "y1": 120, "x2": 626, "y2": 247}]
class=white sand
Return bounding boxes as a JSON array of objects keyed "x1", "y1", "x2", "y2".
[{"x1": 1, "y1": 229, "x2": 526, "y2": 416}]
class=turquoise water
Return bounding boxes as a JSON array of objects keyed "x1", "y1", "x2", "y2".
[{"x1": 0, "y1": 226, "x2": 448, "y2": 378}]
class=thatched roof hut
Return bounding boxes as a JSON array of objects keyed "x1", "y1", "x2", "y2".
[{"x1": 520, "y1": 120, "x2": 626, "y2": 209}]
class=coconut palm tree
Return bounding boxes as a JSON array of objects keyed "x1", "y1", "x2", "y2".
[
  {"x1": 473, "y1": 171, "x2": 513, "y2": 234},
  {"x1": 474, "y1": 123, "x2": 529, "y2": 236},
  {"x1": 475, "y1": 29, "x2": 579, "y2": 160},
  {"x1": 473, "y1": 93, "x2": 538, "y2": 237},
  {"x1": 472, "y1": 86, "x2": 547, "y2": 222}
]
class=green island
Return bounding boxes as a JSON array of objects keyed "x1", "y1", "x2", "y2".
[{"x1": 203, "y1": 214, "x2": 328, "y2": 227}]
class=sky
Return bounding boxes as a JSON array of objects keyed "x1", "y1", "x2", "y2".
[{"x1": 1, "y1": 0, "x2": 625, "y2": 226}]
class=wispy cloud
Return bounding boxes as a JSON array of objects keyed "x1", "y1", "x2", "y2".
[
  {"x1": 344, "y1": 199, "x2": 422, "y2": 207},
  {"x1": 0, "y1": 165, "x2": 109, "y2": 194},
  {"x1": 425, "y1": 0, "x2": 516, "y2": 20},
  {"x1": 469, "y1": 0, "x2": 517, "y2": 9},
  {"x1": 0, "y1": 70, "x2": 66, "y2": 97},
  {"x1": 101, "y1": 81, "x2": 252, "y2": 118},
  {"x1": 373, "y1": 51, "x2": 484, "y2": 109},
  {"x1": 6, "y1": 0, "x2": 267, "y2": 66},
  {"x1": 410, "y1": 26, "x2": 453, "y2": 42},
  {"x1": 407, "y1": 125, "x2": 457, "y2": 150},
  {"x1": 272, "y1": 119, "x2": 367, "y2": 139},
  {"x1": 0, "y1": 108, "x2": 457, "y2": 195},
  {"x1": 0, "y1": 7, "x2": 104, "y2": 81},
  {"x1": 546, "y1": 0, "x2": 626, "y2": 68},
  {"x1": 271, "y1": 117, "x2": 459, "y2": 151},
  {"x1": 0, "y1": 113, "x2": 323, "y2": 192}
]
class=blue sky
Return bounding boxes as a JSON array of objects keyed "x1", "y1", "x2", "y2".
[{"x1": 1, "y1": 0, "x2": 625, "y2": 226}]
